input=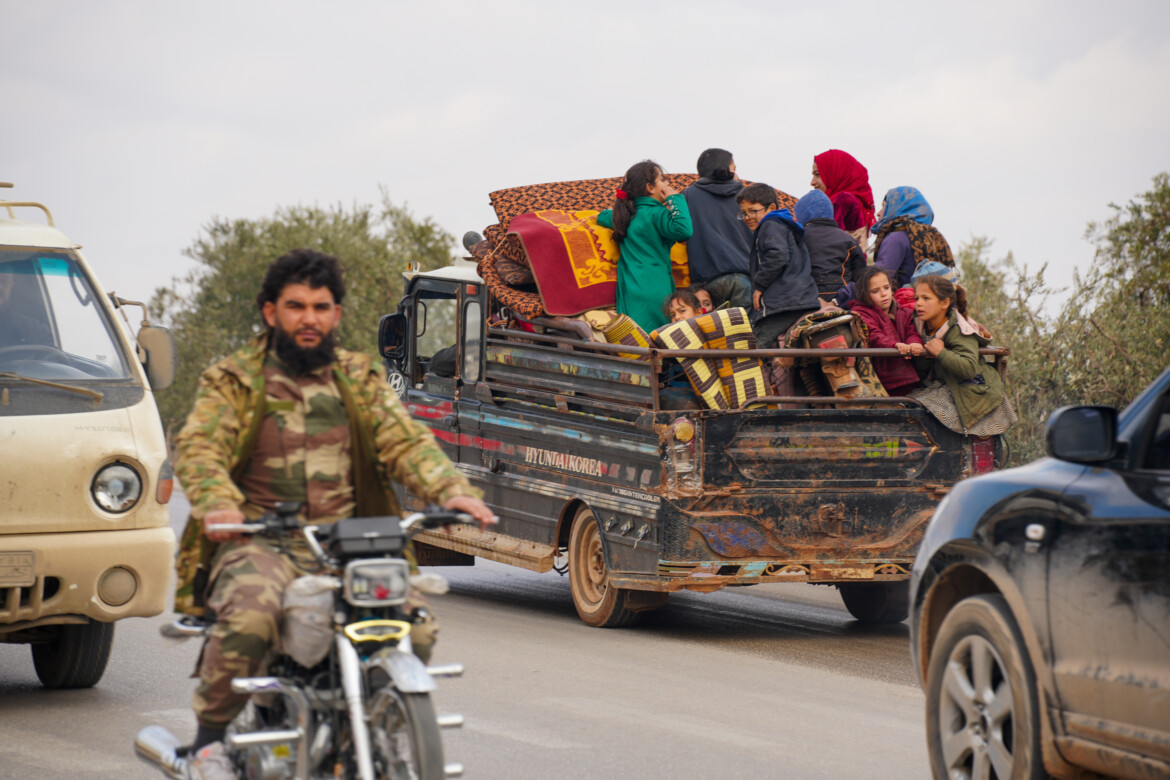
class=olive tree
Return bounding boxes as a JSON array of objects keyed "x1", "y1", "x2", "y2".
[
  {"x1": 956, "y1": 173, "x2": 1170, "y2": 465},
  {"x1": 151, "y1": 194, "x2": 455, "y2": 435}
]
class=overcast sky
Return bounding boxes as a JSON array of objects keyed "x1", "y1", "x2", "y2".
[{"x1": 4, "y1": 1, "x2": 1169, "y2": 314}]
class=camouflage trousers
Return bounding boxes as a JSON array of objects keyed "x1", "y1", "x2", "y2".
[{"x1": 194, "y1": 540, "x2": 438, "y2": 728}]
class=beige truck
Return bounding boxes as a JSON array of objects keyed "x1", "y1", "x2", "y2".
[{"x1": 0, "y1": 183, "x2": 177, "y2": 687}]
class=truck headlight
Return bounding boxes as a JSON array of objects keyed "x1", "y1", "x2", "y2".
[
  {"x1": 92, "y1": 462, "x2": 142, "y2": 512},
  {"x1": 344, "y1": 559, "x2": 410, "y2": 607}
]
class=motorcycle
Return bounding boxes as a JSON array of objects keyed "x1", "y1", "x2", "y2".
[{"x1": 135, "y1": 502, "x2": 469, "y2": 780}]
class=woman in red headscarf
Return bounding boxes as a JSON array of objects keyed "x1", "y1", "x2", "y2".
[{"x1": 811, "y1": 149, "x2": 876, "y2": 250}]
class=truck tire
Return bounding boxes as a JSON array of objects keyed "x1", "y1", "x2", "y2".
[
  {"x1": 31, "y1": 619, "x2": 115, "y2": 688},
  {"x1": 568, "y1": 508, "x2": 641, "y2": 628},
  {"x1": 837, "y1": 581, "x2": 909, "y2": 624}
]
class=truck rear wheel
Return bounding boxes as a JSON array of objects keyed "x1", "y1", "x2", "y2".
[
  {"x1": 31, "y1": 618, "x2": 115, "y2": 688},
  {"x1": 837, "y1": 581, "x2": 909, "y2": 624},
  {"x1": 568, "y1": 508, "x2": 641, "y2": 628}
]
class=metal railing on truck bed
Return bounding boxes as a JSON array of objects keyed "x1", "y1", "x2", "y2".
[{"x1": 481, "y1": 320, "x2": 1009, "y2": 420}]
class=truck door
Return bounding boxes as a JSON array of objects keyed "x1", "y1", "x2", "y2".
[
  {"x1": 403, "y1": 280, "x2": 460, "y2": 463},
  {"x1": 455, "y1": 288, "x2": 485, "y2": 467},
  {"x1": 1046, "y1": 389, "x2": 1170, "y2": 765}
]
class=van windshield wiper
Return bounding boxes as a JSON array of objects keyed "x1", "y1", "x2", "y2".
[{"x1": 0, "y1": 371, "x2": 104, "y2": 402}]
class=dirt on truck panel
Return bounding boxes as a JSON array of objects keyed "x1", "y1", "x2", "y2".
[{"x1": 378, "y1": 184, "x2": 1007, "y2": 625}]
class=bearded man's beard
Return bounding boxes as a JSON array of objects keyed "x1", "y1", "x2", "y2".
[{"x1": 272, "y1": 324, "x2": 337, "y2": 374}]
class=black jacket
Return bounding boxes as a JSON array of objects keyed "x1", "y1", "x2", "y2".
[
  {"x1": 681, "y1": 178, "x2": 753, "y2": 282},
  {"x1": 803, "y1": 217, "x2": 866, "y2": 294},
  {"x1": 750, "y1": 212, "x2": 820, "y2": 316}
]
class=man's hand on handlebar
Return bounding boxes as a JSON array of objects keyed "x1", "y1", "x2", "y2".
[
  {"x1": 204, "y1": 508, "x2": 247, "y2": 542},
  {"x1": 442, "y1": 495, "x2": 497, "y2": 531}
]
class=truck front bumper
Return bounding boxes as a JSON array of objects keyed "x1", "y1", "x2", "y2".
[{"x1": 1, "y1": 526, "x2": 175, "y2": 630}]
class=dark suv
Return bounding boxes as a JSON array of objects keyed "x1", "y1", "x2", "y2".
[{"x1": 909, "y1": 367, "x2": 1170, "y2": 780}]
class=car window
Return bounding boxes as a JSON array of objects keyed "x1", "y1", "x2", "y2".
[{"x1": 1142, "y1": 395, "x2": 1170, "y2": 471}]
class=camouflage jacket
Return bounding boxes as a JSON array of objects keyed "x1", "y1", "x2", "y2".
[{"x1": 173, "y1": 334, "x2": 475, "y2": 615}]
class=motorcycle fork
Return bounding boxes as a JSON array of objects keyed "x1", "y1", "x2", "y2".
[{"x1": 338, "y1": 634, "x2": 378, "y2": 780}]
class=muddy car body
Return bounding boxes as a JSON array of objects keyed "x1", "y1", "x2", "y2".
[
  {"x1": 910, "y1": 366, "x2": 1170, "y2": 779},
  {"x1": 381, "y1": 263, "x2": 1008, "y2": 626}
]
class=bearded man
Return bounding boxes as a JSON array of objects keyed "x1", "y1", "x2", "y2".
[{"x1": 172, "y1": 248, "x2": 493, "y2": 777}]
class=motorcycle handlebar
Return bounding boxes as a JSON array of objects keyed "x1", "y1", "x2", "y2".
[
  {"x1": 205, "y1": 508, "x2": 475, "y2": 563},
  {"x1": 205, "y1": 522, "x2": 267, "y2": 535}
]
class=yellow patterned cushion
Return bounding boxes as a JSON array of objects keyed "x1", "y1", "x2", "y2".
[
  {"x1": 601, "y1": 313, "x2": 653, "y2": 361},
  {"x1": 651, "y1": 307, "x2": 769, "y2": 409}
]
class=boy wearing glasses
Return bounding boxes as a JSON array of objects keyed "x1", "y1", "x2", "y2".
[{"x1": 736, "y1": 183, "x2": 821, "y2": 349}]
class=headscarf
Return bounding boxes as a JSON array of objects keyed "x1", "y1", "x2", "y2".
[
  {"x1": 813, "y1": 149, "x2": 876, "y2": 227},
  {"x1": 794, "y1": 190, "x2": 834, "y2": 225},
  {"x1": 872, "y1": 186, "x2": 954, "y2": 268},
  {"x1": 911, "y1": 260, "x2": 958, "y2": 285},
  {"x1": 871, "y1": 186, "x2": 934, "y2": 234}
]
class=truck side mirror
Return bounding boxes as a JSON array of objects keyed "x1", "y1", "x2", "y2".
[
  {"x1": 1046, "y1": 405, "x2": 1117, "y2": 463},
  {"x1": 137, "y1": 325, "x2": 177, "y2": 391},
  {"x1": 379, "y1": 313, "x2": 407, "y2": 362}
]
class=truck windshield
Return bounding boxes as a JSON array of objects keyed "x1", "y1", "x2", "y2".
[{"x1": 0, "y1": 250, "x2": 132, "y2": 381}]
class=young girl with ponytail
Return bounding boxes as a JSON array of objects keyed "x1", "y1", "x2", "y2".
[
  {"x1": 912, "y1": 274, "x2": 1016, "y2": 435},
  {"x1": 597, "y1": 160, "x2": 693, "y2": 332}
]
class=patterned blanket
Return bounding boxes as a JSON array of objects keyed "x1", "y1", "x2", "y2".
[
  {"x1": 507, "y1": 209, "x2": 690, "y2": 316},
  {"x1": 651, "y1": 308, "x2": 769, "y2": 409},
  {"x1": 479, "y1": 177, "x2": 796, "y2": 321}
]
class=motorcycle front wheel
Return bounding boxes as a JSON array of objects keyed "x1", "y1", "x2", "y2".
[{"x1": 367, "y1": 671, "x2": 444, "y2": 780}]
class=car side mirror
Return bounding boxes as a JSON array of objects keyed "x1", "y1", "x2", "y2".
[
  {"x1": 379, "y1": 313, "x2": 407, "y2": 361},
  {"x1": 137, "y1": 325, "x2": 177, "y2": 391},
  {"x1": 1046, "y1": 405, "x2": 1117, "y2": 463}
]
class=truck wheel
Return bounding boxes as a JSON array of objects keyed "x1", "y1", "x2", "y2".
[
  {"x1": 837, "y1": 581, "x2": 909, "y2": 623},
  {"x1": 31, "y1": 619, "x2": 114, "y2": 689},
  {"x1": 568, "y1": 508, "x2": 640, "y2": 628},
  {"x1": 925, "y1": 594, "x2": 1043, "y2": 780}
]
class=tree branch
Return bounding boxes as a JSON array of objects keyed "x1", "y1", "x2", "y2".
[{"x1": 1088, "y1": 317, "x2": 1138, "y2": 367}]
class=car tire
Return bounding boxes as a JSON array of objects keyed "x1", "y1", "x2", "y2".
[
  {"x1": 837, "y1": 581, "x2": 909, "y2": 623},
  {"x1": 31, "y1": 619, "x2": 115, "y2": 689},
  {"x1": 925, "y1": 594, "x2": 1044, "y2": 780}
]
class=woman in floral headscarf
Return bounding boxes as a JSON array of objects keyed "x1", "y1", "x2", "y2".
[
  {"x1": 811, "y1": 149, "x2": 876, "y2": 249},
  {"x1": 870, "y1": 186, "x2": 954, "y2": 288}
]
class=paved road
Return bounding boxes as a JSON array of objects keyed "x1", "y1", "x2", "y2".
[{"x1": 0, "y1": 495, "x2": 930, "y2": 778}]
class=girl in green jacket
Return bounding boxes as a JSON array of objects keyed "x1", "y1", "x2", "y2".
[
  {"x1": 913, "y1": 274, "x2": 1015, "y2": 435},
  {"x1": 597, "y1": 160, "x2": 693, "y2": 332}
]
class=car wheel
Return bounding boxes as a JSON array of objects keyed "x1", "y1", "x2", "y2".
[{"x1": 925, "y1": 594, "x2": 1043, "y2": 780}]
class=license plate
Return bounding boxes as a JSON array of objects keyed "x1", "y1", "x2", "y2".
[{"x1": 0, "y1": 551, "x2": 36, "y2": 586}]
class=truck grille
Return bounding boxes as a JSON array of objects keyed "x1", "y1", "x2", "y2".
[{"x1": 0, "y1": 577, "x2": 59, "y2": 621}]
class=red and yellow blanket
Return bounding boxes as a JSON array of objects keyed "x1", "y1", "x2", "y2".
[{"x1": 507, "y1": 209, "x2": 689, "y2": 316}]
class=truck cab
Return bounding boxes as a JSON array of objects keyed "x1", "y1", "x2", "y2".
[{"x1": 0, "y1": 185, "x2": 177, "y2": 687}]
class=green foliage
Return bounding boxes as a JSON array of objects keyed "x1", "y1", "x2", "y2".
[
  {"x1": 151, "y1": 195, "x2": 455, "y2": 435},
  {"x1": 957, "y1": 240, "x2": 1062, "y2": 463},
  {"x1": 960, "y1": 173, "x2": 1170, "y2": 465}
]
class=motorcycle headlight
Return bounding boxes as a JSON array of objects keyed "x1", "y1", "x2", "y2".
[
  {"x1": 344, "y1": 559, "x2": 410, "y2": 607},
  {"x1": 92, "y1": 462, "x2": 142, "y2": 512}
]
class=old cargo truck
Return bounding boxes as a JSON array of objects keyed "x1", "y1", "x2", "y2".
[
  {"x1": 1, "y1": 184, "x2": 177, "y2": 687},
  {"x1": 378, "y1": 260, "x2": 1007, "y2": 627}
]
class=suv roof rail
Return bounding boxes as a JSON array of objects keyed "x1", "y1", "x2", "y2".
[{"x1": 0, "y1": 183, "x2": 56, "y2": 227}]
